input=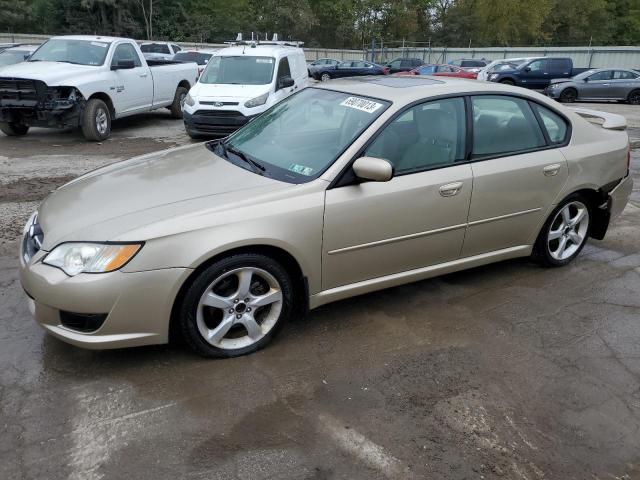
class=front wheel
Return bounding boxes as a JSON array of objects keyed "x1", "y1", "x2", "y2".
[
  {"x1": 532, "y1": 194, "x2": 591, "y2": 267},
  {"x1": 321, "y1": 73, "x2": 331, "y2": 82},
  {"x1": 0, "y1": 122, "x2": 29, "y2": 136},
  {"x1": 170, "y1": 86, "x2": 188, "y2": 118},
  {"x1": 179, "y1": 254, "x2": 294, "y2": 358},
  {"x1": 81, "y1": 98, "x2": 111, "y2": 141},
  {"x1": 559, "y1": 88, "x2": 578, "y2": 103}
]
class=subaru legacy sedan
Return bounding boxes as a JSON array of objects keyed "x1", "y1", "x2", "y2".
[{"x1": 20, "y1": 77, "x2": 633, "y2": 358}]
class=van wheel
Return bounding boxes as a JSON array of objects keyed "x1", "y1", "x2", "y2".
[
  {"x1": 170, "y1": 86, "x2": 189, "y2": 119},
  {"x1": 559, "y1": 88, "x2": 578, "y2": 103},
  {"x1": 82, "y1": 99, "x2": 111, "y2": 141},
  {"x1": 628, "y1": 90, "x2": 640, "y2": 105},
  {"x1": 0, "y1": 122, "x2": 29, "y2": 136},
  {"x1": 179, "y1": 253, "x2": 294, "y2": 358},
  {"x1": 532, "y1": 194, "x2": 591, "y2": 267}
]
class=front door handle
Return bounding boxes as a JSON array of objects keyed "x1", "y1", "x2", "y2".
[
  {"x1": 439, "y1": 182, "x2": 463, "y2": 197},
  {"x1": 139, "y1": 73, "x2": 148, "y2": 78},
  {"x1": 543, "y1": 163, "x2": 561, "y2": 177}
]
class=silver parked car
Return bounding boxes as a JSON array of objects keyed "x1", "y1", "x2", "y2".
[
  {"x1": 20, "y1": 77, "x2": 632, "y2": 358},
  {"x1": 545, "y1": 68, "x2": 640, "y2": 104}
]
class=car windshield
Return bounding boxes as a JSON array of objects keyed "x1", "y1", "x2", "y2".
[
  {"x1": 200, "y1": 56, "x2": 275, "y2": 85},
  {"x1": 0, "y1": 50, "x2": 30, "y2": 65},
  {"x1": 212, "y1": 88, "x2": 390, "y2": 184},
  {"x1": 173, "y1": 51, "x2": 212, "y2": 65},
  {"x1": 141, "y1": 43, "x2": 170, "y2": 54},
  {"x1": 29, "y1": 39, "x2": 110, "y2": 66}
]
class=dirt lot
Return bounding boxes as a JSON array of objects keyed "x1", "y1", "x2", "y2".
[{"x1": 1, "y1": 104, "x2": 640, "y2": 479}]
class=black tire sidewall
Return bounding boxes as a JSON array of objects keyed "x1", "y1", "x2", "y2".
[
  {"x1": 500, "y1": 79, "x2": 515, "y2": 85},
  {"x1": 533, "y1": 193, "x2": 592, "y2": 267},
  {"x1": 0, "y1": 122, "x2": 29, "y2": 136},
  {"x1": 560, "y1": 89, "x2": 577, "y2": 103},
  {"x1": 628, "y1": 90, "x2": 640, "y2": 105},
  {"x1": 179, "y1": 254, "x2": 294, "y2": 358},
  {"x1": 82, "y1": 99, "x2": 111, "y2": 141},
  {"x1": 170, "y1": 86, "x2": 188, "y2": 118}
]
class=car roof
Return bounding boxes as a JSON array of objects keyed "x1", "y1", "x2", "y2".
[
  {"x1": 215, "y1": 44, "x2": 303, "y2": 57},
  {"x1": 314, "y1": 75, "x2": 541, "y2": 103}
]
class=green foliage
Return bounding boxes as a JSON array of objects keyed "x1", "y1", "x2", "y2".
[{"x1": 4, "y1": 0, "x2": 639, "y2": 47}]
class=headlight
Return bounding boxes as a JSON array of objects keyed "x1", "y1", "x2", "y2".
[
  {"x1": 489, "y1": 73, "x2": 499, "y2": 81},
  {"x1": 244, "y1": 92, "x2": 269, "y2": 108},
  {"x1": 43, "y1": 243, "x2": 142, "y2": 276},
  {"x1": 184, "y1": 93, "x2": 195, "y2": 107}
]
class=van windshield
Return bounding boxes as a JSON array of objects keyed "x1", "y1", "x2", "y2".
[
  {"x1": 200, "y1": 56, "x2": 275, "y2": 85},
  {"x1": 209, "y1": 88, "x2": 391, "y2": 184}
]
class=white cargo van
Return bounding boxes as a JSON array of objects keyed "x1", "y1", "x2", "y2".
[{"x1": 182, "y1": 38, "x2": 308, "y2": 137}]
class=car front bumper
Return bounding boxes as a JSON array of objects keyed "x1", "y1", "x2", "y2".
[
  {"x1": 183, "y1": 109, "x2": 257, "y2": 137},
  {"x1": 20, "y1": 250, "x2": 191, "y2": 350},
  {"x1": 543, "y1": 86, "x2": 562, "y2": 98}
]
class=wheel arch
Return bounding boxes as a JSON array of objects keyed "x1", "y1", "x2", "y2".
[
  {"x1": 88, "y1": 92, "x2": 116, "y2": 118},
  {"x1": 168, "y1": 244, "x2": 308, "y2": 343},
  {"x1": 556, "y1": 187, "x2": 609, "y2": 240},
  {"x1": 178, "y1": 79, "x2": 191, "y2": 90}
]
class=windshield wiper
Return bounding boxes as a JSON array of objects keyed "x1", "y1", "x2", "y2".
[{"x1": 223, "y1": 141, "x2": 266, "y2": 174}]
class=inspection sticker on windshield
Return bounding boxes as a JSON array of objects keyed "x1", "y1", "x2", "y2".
[
  {"x1": 288, "y1": 164, "x2": 314, "y2": 176},
  {"x1": 340, "y1": 96, "x2": 383, "y2": 113},
  {"x1": 91, "y1": 42, "x2": 108, "y2": 48},
  {"x1": 256, "y1": 58, "x2": 273, "y2": 64}
]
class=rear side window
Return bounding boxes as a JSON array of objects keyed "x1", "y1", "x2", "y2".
[
  {"x1": 549, "y1": 58, "x2": 571, "y2": 74},
  {"x1": 366, "y1": 97, "x2": 466, "y2": 173},
  {"x1": 613, "y1": 70, "x2": 638, "y2": 79},
  {"x1": 471, "y1": 96, "x2": 545, "y2": 158},
  {"x1": 532, "y1": 104, "x2": 568, "y2": 144}
]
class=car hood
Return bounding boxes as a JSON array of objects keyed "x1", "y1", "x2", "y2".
[
  {"x1": 191, "y1": 82, "x2": 271, "y2": 100},
  {"x1": 37, "y1": 143, "x2": 290, "y2": 249},
  {"x1": 0, "y1": 61, "x2": 99, "y2": 85},
  {"x1": 548, "y1": 78, "x2": 575, "y2": 85}
]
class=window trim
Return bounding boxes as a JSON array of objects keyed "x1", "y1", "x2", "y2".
[{"x1": 329, "y1": 91, "x2": 572, "y2": 189}]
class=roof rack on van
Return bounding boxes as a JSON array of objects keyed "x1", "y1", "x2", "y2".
[{"x1": 225, "y1": 33, "x2": 304, "y2": 48}]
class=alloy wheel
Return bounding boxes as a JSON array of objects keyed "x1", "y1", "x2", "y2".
[
  {"x1": 629, "y1": 91, "x2": 640, "y2": 105},
  {"x1": 196, "y1": 267, "x2": 283, "y2": 350},
  {"x1": 95, "y1": 108, "x2": 108, "y2": 135},
  {"x1": 547, "y1": 201, "x2": 589, "y2": 261},
  {"x1": 321, "y1": 73, "x2": 331, "y2": 82}
]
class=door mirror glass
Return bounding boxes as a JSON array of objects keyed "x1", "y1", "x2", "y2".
[
  {"x1": 583, "y1": 77, "x2": 589, "y2": 82},
  {"x1": 111, "y1": 59, "x2": 135, "y2": 70},
  {"x1": 353, "y1": 157, "x2": 394, "y2": 182},
  {"x1": 524, "y1": 66, "x2": 531, "y2": 72},
  {"x1": 278, "y1": 75, "x2": 294, "y2": 89}
]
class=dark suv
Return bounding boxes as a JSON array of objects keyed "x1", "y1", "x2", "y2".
[{"x1": 386, "y1": 57, "x2": 422, "y2": 74}]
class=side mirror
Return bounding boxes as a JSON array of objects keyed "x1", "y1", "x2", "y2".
[
  {"x1": 524, "y1": 66, "x2": 531, "y2": 72},
  {"x1": 583, "y1": 77, "x2": 589, "y2": 82},
  {"x1": 111, "y1": 59, "x2": 135, "y2": 70},
  {"x1": 353, "y1": 157, "x2": 394, "y2": 182},
  {"x1": 278, "y1": 76, "x2": 295, "y2": 89}
]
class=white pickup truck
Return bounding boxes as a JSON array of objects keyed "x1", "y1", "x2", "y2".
[{"x1": 0, "y1": 35, "x2": 198, "y2": 141}]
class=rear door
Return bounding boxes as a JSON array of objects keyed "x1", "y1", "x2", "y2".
[
  {"x1": 463, "y1": 95, "x2": 569, "y2": 257},
  {"x1": 581, "y1": 70, "x2": 613, "y2": 99},
  {"x1": 610, "y1": 70, "x2": 638, "y2": 99},
  {"x1": 109, "y1": 42, "x2": 153, "y2": 114},
  {"x1": 323, "y1": 97, "x2": 472, "y2": 289}
]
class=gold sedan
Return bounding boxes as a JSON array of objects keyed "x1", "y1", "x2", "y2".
[{"x1": 20, "y1": 76, "x2": 633, "y2": 357}]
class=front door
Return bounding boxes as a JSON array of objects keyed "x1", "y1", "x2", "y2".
[
  {"x1": 323, "y1": 97, "x2": 472, "y2": 289},
  {"x1": 462, "y1": 95, "x2": 569, "y2": 257},
  {"x1": 521, "y1": 59, "x2": 549, "y2": 89},
  {"x1": 110, "y1": 43, "x2": 153, "y2": 114}
]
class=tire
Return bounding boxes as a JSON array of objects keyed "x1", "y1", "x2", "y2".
[
  {"x1": 81, "y1": 98, "x2": 111, "y2": 141},
  {"x1": 499, "y1": 79, "x2": 515, "y2": 85},
  {"x1": 179, "y1": 253, "x2": 294, "y2": 358},
  {"x1": 320, "y1": 73, "x2": 332, "y2": 82},
  {"x1": 559, "y1": 88, "x2": 578, "y2": 103},
  {"x1": 627, "y1": 89, "x2": 640, "y2": 105},
  {"x1": 170, "y1": 86, "x2": 188, "y2": 119},
  {"x1": 532, "y1": 193, "x2": 591, "y2": 267},
  {"x1": 0, "y1": 122, "x2": 29, "y2": 136}
]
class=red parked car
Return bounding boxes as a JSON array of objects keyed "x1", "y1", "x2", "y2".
[{"x1": 395, "y1": 64, "x2": 477, "y2": 79}]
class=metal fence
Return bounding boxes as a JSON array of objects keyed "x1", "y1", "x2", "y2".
[{"x1": 3, "y1": 33, "x2": 639, "y2": 69}]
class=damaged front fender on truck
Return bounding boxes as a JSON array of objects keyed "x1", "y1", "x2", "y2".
[{"x1": 0, "y1": 79, "x2": 86, "y2": 129}]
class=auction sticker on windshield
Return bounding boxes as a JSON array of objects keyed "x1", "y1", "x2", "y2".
[{"x1": 340, "y1": 97, "x2": 383, "y2": 113}]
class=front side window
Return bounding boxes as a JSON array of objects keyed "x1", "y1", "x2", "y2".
[
  {"x1": 111, "y1": 43, "x2": 141, "y2": 67},
  {"x1": 218, "y1": 88, "x2": 390, "y2": 183},
  {"x1": 588, "y1": 70, "x2": 612, "y2": 81},
  {"x1": 389, "y1": 60, "x2": 401, "y2": 68},
  {"x1": 418, "y1": 65, "x2": 436, "y2": 74},
  {"x1": 366, "y1": 97, "x2": 466, "y2": 173},
  {"x1": 276, "y1": 57, "x2": 291, "y2": 80},
  {"x1": 200, "y1": 56, "x2": 275, "y2": 85},
  {"x1": 526, "y1": 59, "x2": 547, "y2": 72},
  {"x1": 471, "y1": 96, "x2": 545, "y2": 157},
  {"x1": 532, "y1": 104, "x2": 568, "y2": 144},
  {"x1": 29, "y1": 39, "x2": 110, "y2": 66}
]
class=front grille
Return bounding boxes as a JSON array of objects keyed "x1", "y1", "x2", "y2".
[
  {"x1": 60, "y1": 311, "x2": 108, "y2": 333},
  {"x1": 0, "y1": 77, "x2": 42, "y2": 103},
  {"x1": 22, "y1": 214, "x2": 43, "y2": 263},
  {"x1": 193, "y1": 109, "x2": 244, "y2": 118},
  {"x1": 199, "y1": 101, "x2": 239, "y2": 106}
]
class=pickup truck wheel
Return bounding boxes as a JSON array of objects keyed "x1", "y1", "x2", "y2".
[
  {"x1": 0, "y1": 122, "x2": 29, "y2": 136},
  {"x1": 559, "y1": 88, "x2": 578, "y2": 103},
  {"x1": 628, "y1": 90, "x2": 640, "y2": 105},
  {"x1": 499, "y1": 79, "x2": 515, "y2": 85},
  {"x1": 170, "y1": 86, "x2": 188, "y2": 119},
  {"x1": 82, "y1": 99, "x2": 111, "y2": 141}
]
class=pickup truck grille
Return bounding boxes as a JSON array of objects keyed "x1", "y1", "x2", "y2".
[{"x1": 0, "y1": 77, "x2": 46, "y2": 105}]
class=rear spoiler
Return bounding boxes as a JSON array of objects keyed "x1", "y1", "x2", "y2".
[{"x1": 569, "y1": 107, "x2": 627, "y2": 131}]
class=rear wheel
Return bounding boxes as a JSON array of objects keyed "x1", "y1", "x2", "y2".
[
  {"x1": 532, "y1": 194, "x2": 591, "y2": 267},
  {"x1": 559, "y1": 88, "x2": 578, "y2": 103},
  {"x1": 321, "y1": 73, "x2": 331, "y2": 82},
  {"x1": 499, "y1": 79, "x2": 515, "y2": 85},
  {"x1": 170, "y1": 86, "x2": 188, "y2": 119},
  {"x1": 0, "y1": 122, "x2": 29, "y2": 136},
  {"x1": 628, "y1": 89, "x2": 640, "y2": 105},
  {"x1": 81, "y1": 98, "x2": 111, "y2": 141},
  {"x1": 179, "y1": 254, "x2": 294, "y2": 358}
]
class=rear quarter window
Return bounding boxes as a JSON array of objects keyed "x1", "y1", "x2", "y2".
[{"x1": 532, "y1": 104, "x2": 568, "y2": 144}]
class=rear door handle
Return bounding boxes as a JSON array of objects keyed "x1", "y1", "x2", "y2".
[
  {"x1": 139, "y1": 73, "x2": 148, "y2": 78},
  {"x1": 543, "y1": 164, "x2": 561, "y2": 176},
  {"x1": 439, "y1": 182, "x2": 463, "y2": 197}
]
